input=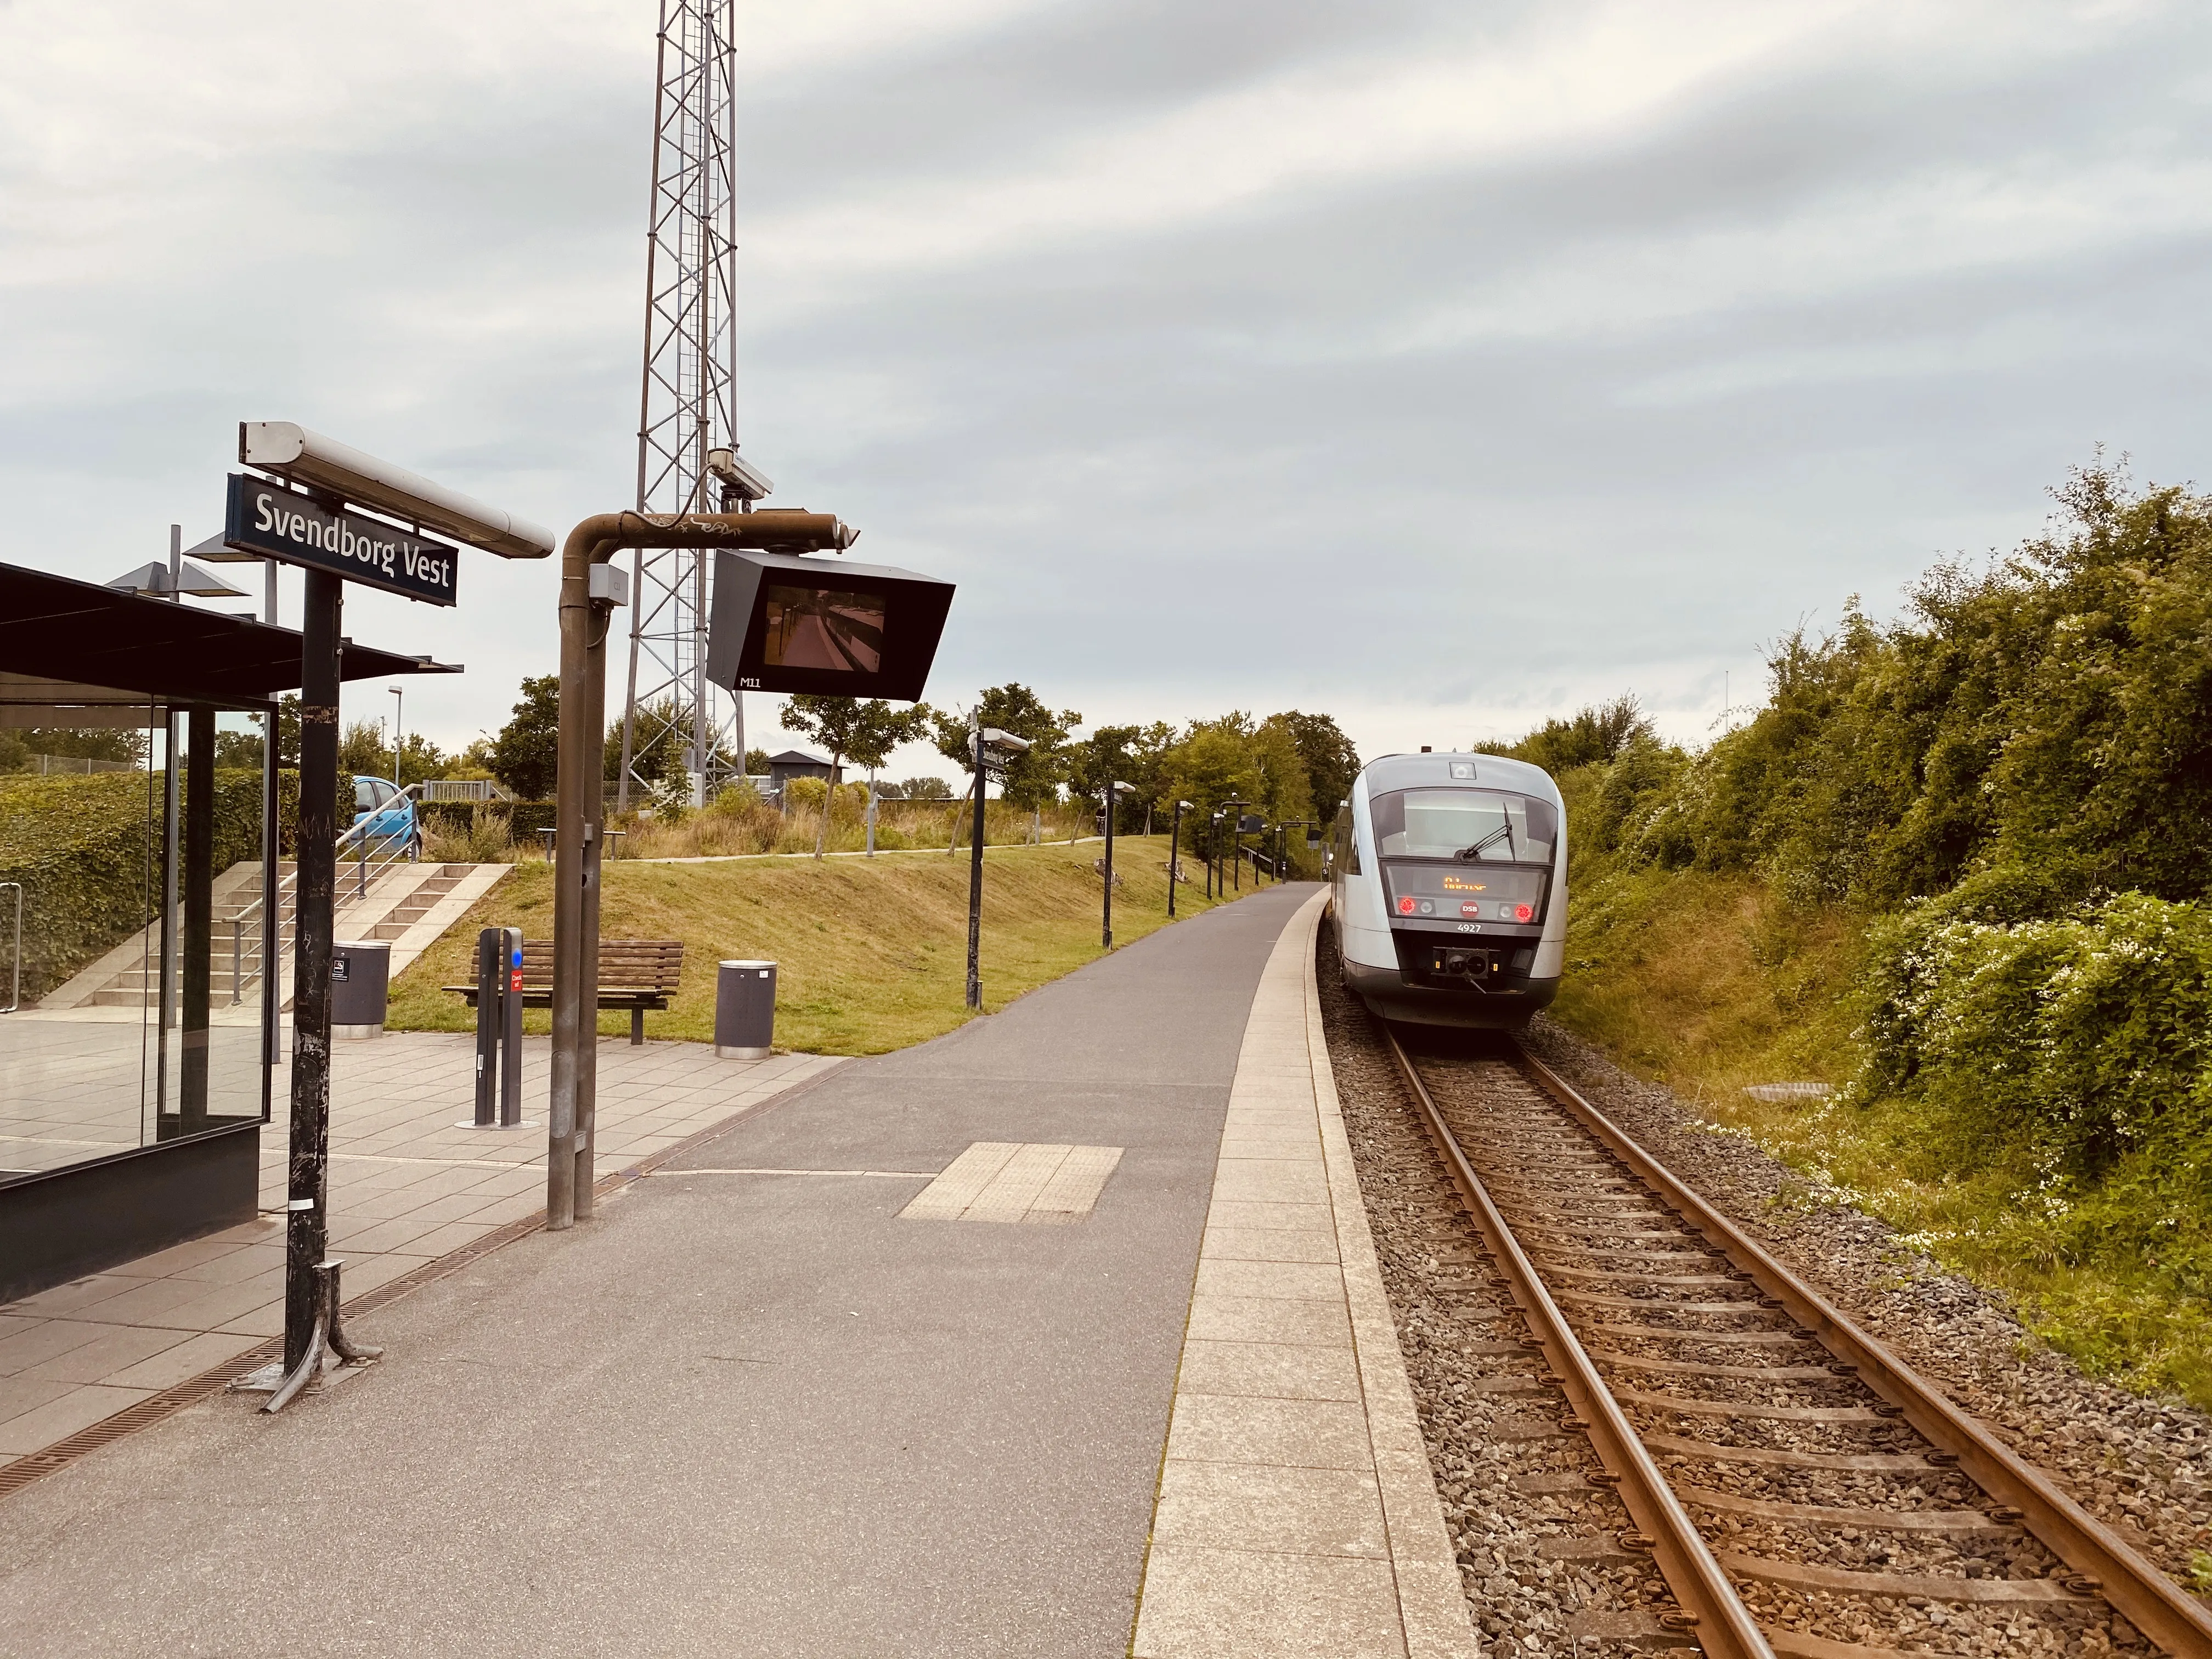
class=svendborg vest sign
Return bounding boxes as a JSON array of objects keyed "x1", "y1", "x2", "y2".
[{"x1": 223, "y1": 474, "x2": 460, "y2": 607}]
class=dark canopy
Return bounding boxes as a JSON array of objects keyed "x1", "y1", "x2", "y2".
[{"x1": 0, "y1": 561, "x2": 459, "y2": 707}]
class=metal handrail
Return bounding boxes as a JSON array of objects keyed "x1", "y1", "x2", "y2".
[{"x1": 1, "y1": 882, "x2": 21, "y2": 1013}]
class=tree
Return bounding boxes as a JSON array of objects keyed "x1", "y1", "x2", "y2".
[
  {"x1": 1267, "y1": 711, "x2": 1361, "y2": 822},
  {"x1": 1066, "y1": 725, "x2": 1141, "y2": 831},
  {"x1": 780, "y1": 695, "x2": 933, "y2": 857},
  {"x1": 900, "y1": 775, "x2": 952, "y2": 799},
  {"x1": 929, "y1": 684, "x2": 1080, "y2": 812},
  {"x1": 1480, "y1": 696, "x2": 1651, "y2": 777},
  {"x1": 337, "y1": 719, "x2": 387, "y2": 780},
  {"x1": 490, "y1": 675, "x2": 561, "y2": 800},
  {"x1": 744, "y1": 747, "x2": 770, "y2": 776}
]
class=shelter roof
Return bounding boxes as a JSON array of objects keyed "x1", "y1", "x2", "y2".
[{"x1": 0, "y1": 561, "x2": 459, "y2": 708}]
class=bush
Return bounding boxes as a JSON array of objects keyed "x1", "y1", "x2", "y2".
[{"x1": 0, "y1": 768, "x2": 294, "y2": 1003}]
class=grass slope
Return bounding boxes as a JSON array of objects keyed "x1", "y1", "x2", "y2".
[
  {"x1": 388, "y1": 836, "x2": 1263, "y2": 1054},
  {"x1": 1552, "y1": 860, "x2": 2212, "y2": 1410}
]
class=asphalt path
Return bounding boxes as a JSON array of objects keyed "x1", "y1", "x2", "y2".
[{"x1": 0, "y1": 883, "x2": 1314, "y2": 1658}]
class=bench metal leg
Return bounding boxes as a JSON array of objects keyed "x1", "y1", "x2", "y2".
[{"x1": 631, "y1": 1005, "x2": 645, "y2": 1045}]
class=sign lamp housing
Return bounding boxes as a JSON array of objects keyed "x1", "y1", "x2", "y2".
[{"x1": 240, "y1": 422, "x2": 555, "y2": 561}]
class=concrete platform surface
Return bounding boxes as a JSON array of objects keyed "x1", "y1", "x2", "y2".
[{"x1": 0, "y1": 883, "x2": 1471, "y2": 1658}]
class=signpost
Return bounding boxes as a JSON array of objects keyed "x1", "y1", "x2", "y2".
[
  {"x1": 229, "y1": 422, "x2": 552, "y2": 1413},
  {"x1": 224, "y1": 476, "x2": 460, "y2": 607}
]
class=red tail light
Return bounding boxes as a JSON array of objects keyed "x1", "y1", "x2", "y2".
[
  {"x1": 1514, "y1": 903, "x2": 1533, "y2": 922},
  {"x1": 1396, "y1": 895, "x2": 1417, "y2": 915}
]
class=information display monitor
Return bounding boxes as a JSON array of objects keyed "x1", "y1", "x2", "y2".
[{"x1": 703, "y1": 550, "x2": 953, "y2": 701}]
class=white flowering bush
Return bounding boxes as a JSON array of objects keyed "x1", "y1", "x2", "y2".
[{"x1": 1854, "y1": 886, "x2": 2212, "y2": 1305}]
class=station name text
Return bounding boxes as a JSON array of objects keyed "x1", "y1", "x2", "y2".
[{"x1": 252, "y1": 490, "x2": 453, "y2": 591}]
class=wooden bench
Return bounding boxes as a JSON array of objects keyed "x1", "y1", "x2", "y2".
[{"x1": 445, "y1": 938, "x2": 683, "y2": 1045}]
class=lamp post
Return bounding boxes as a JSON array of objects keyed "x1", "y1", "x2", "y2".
[
  {"x1": 1168, "y1": 799, "x2": 1193, "y2": 916},
  {"x1": 387, "y1": 684, "x2": 404, "y2": 786},
  {"x1": 1102, "y1": 779, "x2": 1134, "y2": 947},
  {"x1": 966, "y1": 725, "x2": 1030, "y2": 1010},
  {"x1": 1218, "y1": 797, "x2": 1249, "y2": 895}
]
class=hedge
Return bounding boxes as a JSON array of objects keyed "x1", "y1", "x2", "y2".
[{"x1": 0, "y1": 768, "x2": 346, "y2": 1005}]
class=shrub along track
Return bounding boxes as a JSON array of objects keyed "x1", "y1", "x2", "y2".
[{"x1": 1319, "y1": 931, "x2": 2212, "y2": 1658}]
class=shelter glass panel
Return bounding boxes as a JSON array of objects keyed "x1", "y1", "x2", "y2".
[{"x1": 0, "y1": 695, "x2": 275, "y2": 1182}]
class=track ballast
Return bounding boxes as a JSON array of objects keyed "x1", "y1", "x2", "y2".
[{"x1": 1365, "y1": 1021, "x2": 2212, "y2": 1659}]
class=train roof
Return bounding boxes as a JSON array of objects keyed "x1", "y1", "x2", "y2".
[{"x1": 1355, "y1": 751, "x2": 1562, "y2": 803}]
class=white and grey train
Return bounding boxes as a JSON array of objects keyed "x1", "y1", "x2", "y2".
[{"x1": 1327, "y1": 750, "x2": 1566, "y2": 1029}]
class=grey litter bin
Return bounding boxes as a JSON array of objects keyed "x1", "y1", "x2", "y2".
[
  {"x1": 715, "y1": 960, "x2": 776, "y2": 1059},
  {"x1": 331, "y1": 940, "x2": 391, "y2": 1040}
]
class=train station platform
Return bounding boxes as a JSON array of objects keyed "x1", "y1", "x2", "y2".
[{"x1": 0, "y1": 885, "x2": 1477, "y2": 1659}]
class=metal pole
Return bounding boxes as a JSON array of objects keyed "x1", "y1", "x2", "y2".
[
  {"x1": 157, "y1": 709, "x2": 179, "y2": 1115},
  {"x1": 473, "y1": 928, "x2": 499, "y2": 1126},
  {"x1": 180, "y1": 707, "x2": 215, "y2": 1131},
  {"x1": 966, "y1": 724, "x2": 986, "y2": 1009},
  {"x1": 1102, "y1": 779, "x2": 1115, "y2": 949},
  {"x1": 390, "y1": 686, "x2": 403, "y2": 787},
  {"x1": 1168, "y1": 800, "x2": 1182, "y2": 917},
  {"x1": 284, "y1": 568, "x2": 342, "y2": 1374},
  {"x1": 500, "y1": 926, "x2": 524, "y2": 1128},
  {"x1": 550, "y1": 529, "x2": 613, "y2": 1228}
]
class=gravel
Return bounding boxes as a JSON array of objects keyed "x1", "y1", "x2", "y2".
[
  {"x1": 1317, "y1": 919, "x2": 2212, "y2": 1654},
  {"x1": 1517, "y1": 1015, "x2": 2212, "y2": 1604}
]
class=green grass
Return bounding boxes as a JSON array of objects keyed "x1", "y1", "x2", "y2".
[
  {"x1": 388, "y1": 836, "x2": 1269, "y2": 1055},
  {"x1": 1550, "y1": 859, "x2": 2212, "y2": 1409}
]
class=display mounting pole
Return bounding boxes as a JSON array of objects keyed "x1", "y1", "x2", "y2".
[{"x1": 966, "y1": 720, "x2": 986, "y2": 1010}]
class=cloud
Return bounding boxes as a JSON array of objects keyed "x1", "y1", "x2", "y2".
[{"x1": 3, "y1": 0, "x2": 2208, "y2": 774}]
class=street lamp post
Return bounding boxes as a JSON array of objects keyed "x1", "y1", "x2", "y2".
[
  {"x1": 387, "y1": 684, "x2": 404, "y2": 786},
  {"x1": 1218, "y1": 798, "x2": 1249, "y2": 895},
  {"x1": 1101, "y1": 779, "x2": 1133, "y2": 947},
  {"x1": 966, "y1": 725, "x2": 1030, "y2": 1010},
  {"x1": 1168, "y1": 799, "x2": 1192, "y2": 916}
]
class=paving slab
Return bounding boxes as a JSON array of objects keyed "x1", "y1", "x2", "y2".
[
  {"x1": 0, "y1": 1032, "x2": 838, "y2": 1466},
  {"x1": 0, "y1": 887, "x2": 1313, "y2": 1656},
  {"x1": 0, "y1": 883, "x2": 1473, "y2": 1659}
]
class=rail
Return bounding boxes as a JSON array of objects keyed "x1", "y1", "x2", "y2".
[
  {"x1": 1384, "y1": 1028, "x2": 1770, "y2": 1656},
  {"x1": 1380, "y1": 1024, "x2": 2212, "y2": 1659}
]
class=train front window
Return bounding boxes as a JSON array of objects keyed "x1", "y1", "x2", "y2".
[{"x1": 1372, "y1": 789, "x2": 1556, "y2": 864}]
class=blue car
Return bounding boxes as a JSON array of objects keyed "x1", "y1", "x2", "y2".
[{"x1": 352, "y1": 775, "x2": 421, "y2": 859}]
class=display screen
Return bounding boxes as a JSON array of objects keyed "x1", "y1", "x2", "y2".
[
  {"x1": 762, "y1": 585, "x2": 885, "y2": 673},
  {"x1": 1382, "y1": 862, "x2": 1548, "y2": 926}
]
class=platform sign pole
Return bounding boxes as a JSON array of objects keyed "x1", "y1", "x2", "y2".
[
  {"x1": 283, "y1": 568, "x2": 342, "y2": 1374},
  {"x1": 966, "y1": 722, "x2": 986, "y2": 1010}
]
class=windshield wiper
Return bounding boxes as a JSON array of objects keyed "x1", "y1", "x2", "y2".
[{"x1": 1454, "y1": 824, "x2": 1515, "y2": 862}]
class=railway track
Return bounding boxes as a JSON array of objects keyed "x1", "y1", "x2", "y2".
[{"x1": 1379, "y1": 1026, "x2": 2212, "y2": 1659}]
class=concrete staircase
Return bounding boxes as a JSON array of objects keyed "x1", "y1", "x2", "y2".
[{"x1": 42, "y1": 860, "x2": 510, "y2": 1013}]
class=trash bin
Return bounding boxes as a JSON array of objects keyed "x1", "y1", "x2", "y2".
[
  {"x1": 331, "y1": 940, "x2": 391, "y2": 1040},
  {"x1": 715, "y1": 960, "x2": 776, "y2": 1059}
]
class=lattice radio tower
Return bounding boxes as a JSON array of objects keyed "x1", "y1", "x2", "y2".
[{"x1": 617, "y1": 0, "x2": 758, "y2": 811}]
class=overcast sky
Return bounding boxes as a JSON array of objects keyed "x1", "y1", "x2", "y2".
[{"x1": 4, "y1": 0, "x2": 2207, "y2": 777}]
